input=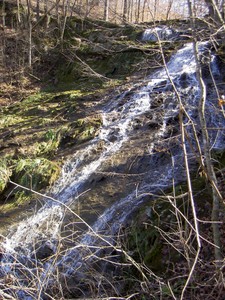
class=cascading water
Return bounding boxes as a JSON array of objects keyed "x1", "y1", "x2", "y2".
[
  {"x1": 1, "y1": 38, "x2": 225, "y2": 299},
  {"x1": 141, "y1": 26, "x2": 179, "y2": 41}
]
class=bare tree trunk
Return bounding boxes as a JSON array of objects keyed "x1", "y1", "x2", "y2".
[
  {"x1": 26, "y1": 0, "x2": 32, "y2": 68},
  {"x1": 153, "y1": 0, "x2": 158, "y2": 20},
  {"x1": 220, "y1": 0, "x2": 225, "y2": 10},
  {"x1": 136, "y1": 0, "x2": 141, "y2": 22},
  {"x1": 86, "y1": 0, "x2": 89, "y2": 17},
  {"x1": 166, "y1": 0, "x2": 173, "y2": 20},
  {"x1": 129, "y1": 0, "x2": 134, "y2": 22},
  {"x1": 114, "y1": 0, "x2": 118, "y2": 22},
  {"x1": 28, "y1": 19, "x2": 32, "y2": 67},
  {"x1": 204, "y1": 0, "x2": 224, "y2": 22},
  {"x1": 104, "y1": 0, "x2": 109, "y2": 21},
  {"x1": 221, "y1": 0, "x2": 225, "y2": 18},
  {"x1": 188, "y1": 0, "x2": 223, "y2": 265},
  {"x1": 56, "y1": 0, "x2": 60, "y2": 14},
  {"x1": 78, "y1": 0, "x2": 82, "y2": 15},
  {"x1": 56, "y1": 0, "x2": 60, "y2": 24},
  {"x1": 155, "y1": 26, "x2": 202, "y2": 300},
  {"x1": 0, "y1": 2, "x2": 6, "y2": 83},
  {"x1": 127, "y1": 0, "x2": 131, "y2": 21},
  {"x1": 36, "y1": 0, "x2": 40, "y2": 22},
  {"x1": 61, "y1": 0, "x2": 69, "y2": 41},
  {"x1": 142, "y1": 0, "x2": 147, "y2": 22},
  {"x1": 123, "y1": 0, "x2": 128, "y2": 22},
  {"x1": 17, "y1": 0, "x2": 21, "y2": 24},
  {"x1": 44, "y1": 0, "x2": 48, "y2": 14},
  {"x1": 2, "y1": 0, "x2": 5, "y2": 28}
]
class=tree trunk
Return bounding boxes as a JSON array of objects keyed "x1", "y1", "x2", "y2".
[
  {"x1": 204, "y1": 0, "x2": 224, "y2": 22},
  {"x1": 26, "y1": 0, "x2": 32, "y2": 67},
  {"x1": 44, "y1": 0, "x2": 48, "y2": 14},
  {"x1": 86, "y1": 0, "x2": 89, "y2": 17},
  {"x1": 17, "y1": 0, "x2": 21, "y2": 24},
  {"x1": 153, "y1": 0, "x2": 158, "y2": 20},
  {"x1": 1, "y1": 0, "x2": 5, "y2": 27},
  {"x1": 123, "y1": 0, "x2": 128, "y2": 22},
  {"x1": 166, "y1": 0, "x2": 173, "y2": 20},
  {"x1": 114, "y1": 0, "x2": 118, "y2": 22},
  {"x1": 36, "y1": 0, "x2": 40, "y2": 22},
  {"x1": 136, "y1": 0, "x2": 141, "y2": 22},
  {"x1": 221, "y1": 0, "x2": 225, "y2": 18},
  {"x1": 142, "y1": 0, "x2": 147, "y2": 22},
  {"x1": 188, "y1": 0, "x2": 223, "y2": 266},
  {"x1": 129, "y1": 0, "x2": 134, "y2": 22},
  {"x1": 61, "y1": 0, "x2": 69, "y2": 41},
  {"x1": 104, "y1": 0, "x2": 109, "y2": 21}
]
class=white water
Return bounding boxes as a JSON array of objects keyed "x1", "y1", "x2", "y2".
[
  {"x1": 141, "y1": 26, "x2": 178, "y2": 41},
  {"x1": 4, "y1": 90, "x2": 153, "y2": 249},
  {"x1": 1, "y1": 40, "x2": 225, "y2": 298},
  {"x1": 3, "y1": 42, "x2": 222, "y2": 248}
]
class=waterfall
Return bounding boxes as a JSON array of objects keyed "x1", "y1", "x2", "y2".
[
  {"x1": 1, "y1": 40, "x2": 225, "y2": 299},
  {"x1": 141, "y1": 26, "x2": 179, "y2": 41}
]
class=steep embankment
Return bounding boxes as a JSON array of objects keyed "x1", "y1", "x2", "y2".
[
  {"x1": 1, "y1": 13, "x2": 225, "y2": 299},
  {"x1": 0, "y1": 15, "x2": 182, "y2": 223}
]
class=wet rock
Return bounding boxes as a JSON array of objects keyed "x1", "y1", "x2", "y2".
[
  {"x1": 107, "y1": 128, "x2": 120, "y2": 142},
  {"x1": 141, "y1": 26, "x2": 179, "y2": 42},
  {"x1": 88, "y1": 174, "x2": 106, "y2": 185},
  {"x1": 152, "y1": 80, "x2": 168, "y2": 92},
  {"x1": 108, "y1": 134, "x2": 117, "y2": 142},
  {"x1": 132, "y1": 118, "x2": 143, "y2": 129},
  {"x1": 166, "y1": 114, "x2": 179, "y2": 126},
  {"x1": 147, "y1": 121, "x2": 161, "y2": 129},
  {"x1": 151, "y1": 95, "x2": 165, "y2": 108},
  {"x1": 178, "y1": 72, "x2": 189, "y2": 88},
  {"x1": 32, "y1": 240, "x2": 56, "y2": 260},
  {"x1": 97, "y1": 140, "x2": 106, "y2": 151}
]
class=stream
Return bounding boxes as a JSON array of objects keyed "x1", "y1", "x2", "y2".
[{"x1": 1, "y1": 34, "x2": 225, "y2": 299}]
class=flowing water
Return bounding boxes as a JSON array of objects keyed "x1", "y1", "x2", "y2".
[{"x1": 1, "y1": 39, "x2": 225, "y2": 299}]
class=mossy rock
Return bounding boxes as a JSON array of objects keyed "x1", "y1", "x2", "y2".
[
  {"x1": 61, "y1": 116, "x2": 102, "y2": 146},
  {"x1": 0, "y1": 159, "x2": 11, "y2": 193},
  {"x1": 212, "y1": 149, "x2": 225, "y2": 168},
  {"x1": 126, "y1": 200, "x2": 169, "y2": 272},
  {"x1": 0, "y1": 190, "x2": 31, "y2": 212},
  {"x1": 30, "y1": 128, "x2": 65, "y2": 157},
  {"x1": 126, "y1": 173, "x2": 215, "y2": 275},
  {"x1": 13, "y1": 158, "x2": 60, "y2": 190}
]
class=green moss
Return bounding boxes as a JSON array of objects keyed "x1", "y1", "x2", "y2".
[
  {"x1": 0, "y1": 115, "x2": 25, "y2": 128},
  {"x1": 128, "y1": 222, "x2": 163, "y2": 271},
  {"x1": 31, "y1": 128, "x2": 66, "y2": 157},
  {"x1": 78, "y1": 124, "x2": 96, "y2": 142},
  {"x1": 1, "y1": 191, "x2": 31, "y2": 212},
  {"x1": 13, "y1": 158, "x2": 60, "y2": 190},
  {"x1": 144, "y1": 237, "x2": 163, "y2": 268},
  {"x1": 60, "y1": 116, "x2": 102, "y2": 146},
  {"x1": 0, "y1": 159, "x2": 11, "y2": 193},
  {"x1": 212, "y1": 149, "x2": 225, "y2": 168}
]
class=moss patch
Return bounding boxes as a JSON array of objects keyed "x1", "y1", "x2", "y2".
[
  {"x1": 0, "y1": 86, "x2": 104, "y2": 214},
  {"x1": 13, "y1": 158, "x2": 60, "y2": 190},
  {"x1": 123, "y1": 172, "x2": 224, "y2": 299},
  {"x1": 0, "y1": 191, "x2": 31, "y2": 213},
  {"x1": 0, "y1": 159, "x2": 11, "y2": 193}
]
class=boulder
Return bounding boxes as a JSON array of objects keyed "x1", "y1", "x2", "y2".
[
  {"x1": 32, "y1": 240, "x2": 56, "y2": 260},
  {"x1": 141, "y1": 26, "x2": 179, "y2": 42}
]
